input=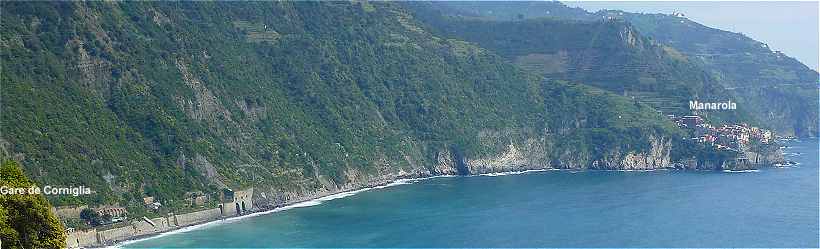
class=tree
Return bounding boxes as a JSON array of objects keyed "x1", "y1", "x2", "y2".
[
  {"x1": 80, "y1": 208, "x2": 101, "y2": 226},
  {"x1": 0, "y1": 160, "x2": 66, "y2": 248}
]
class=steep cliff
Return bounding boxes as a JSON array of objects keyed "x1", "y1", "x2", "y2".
[
  {"x1": 1, "y1": 1, "x2": 680, "y2": 212},
  {"x1": 439, "y1": 134, "x2": 673, "y2": 173}
]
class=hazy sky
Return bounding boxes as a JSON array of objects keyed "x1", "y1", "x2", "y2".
[{"x1": 564, "y1": 1, "x2": 819, "y2": 71}]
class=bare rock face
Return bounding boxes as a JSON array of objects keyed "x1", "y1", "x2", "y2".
[
  {"x1": 247, "y1": 130, "x2": 785, "y2": 210},
  {"x1": 466, "y1": 143, "x2": 527, "y2": 173},
  {"x1": 673, "y1": 142, "x2": 785, "y2": 171},
  {"x1": 617, "y1": 135, "x2": 672, "y2": 170},
  {"x1": 465, "y1": 141, "x2": 550, "y2": 174},
  {"x1": 175, "y1": 59, "x2": 233, "y2": 123},
  {"x1": 192, "y1": 154, "x2": 228, "y2": 189},
  {"x1": 723, "y1": 144, "x2": 785, "y2": 171},
  {"x1": 432, "y1": 150, "x2": 459, "y2": 175},
  {"x1": 432, "y1": 132, "x2": 675, "y2": 175}
]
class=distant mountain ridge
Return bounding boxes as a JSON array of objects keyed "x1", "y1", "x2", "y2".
[
  {"x1": 404, "y1": 2, "x2": 743, "y2": 123},
  {"x1": 611, "y1": 10, "x2": 819, "y2": 138},
  {"x1": 408, "y1": 1, "x2": 818, "y2": 137}
]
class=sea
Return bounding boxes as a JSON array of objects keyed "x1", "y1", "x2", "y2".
[{"x1": 124, "y1": 138, "x2": 818, "y2": 248}]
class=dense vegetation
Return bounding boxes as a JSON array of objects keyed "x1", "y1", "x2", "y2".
[
  {"x1": 414, "y1": 7, "x2": 704, "y2": 116},
  {"x1": 616, "y1": 11, "x2": 819, "y2": 137},
  {"x1": 1, "y1": 1, "x2": 680, "y2": 213},
  {"x1": 410, "y1": 1, "x2": 818, "y2": 137},
  {"x1": 0, "y1": 160, "x2": 66, "y2": 249}
]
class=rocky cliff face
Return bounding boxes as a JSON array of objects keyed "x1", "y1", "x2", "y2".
[
  {"x1": 456, "y1": 134, "x2": 674, "y2": 173},
  {"x1": 591, "y1": 135, "x2": 672, "y2": 170},
  {"x1": 252, "y1": 133, "x2": 788, "y2": 208},
  {"x1": 730, "y1": 144, "x2": 785, "y2": 170},
  {"x1": 675, "y1": 144, "x2": 784, "y2": 171},
  {"x1": 252, "y1": 131, "x2": 795, "y2": 208},
  {"x1": 252, "y1": 131, "x2": 678, "y2": 208}
]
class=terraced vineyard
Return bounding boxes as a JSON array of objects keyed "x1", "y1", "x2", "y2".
[
  {"x1": 232, "y1": 20, "x2": 281, "y2": 44},
  {"x1": 406, "y1": 7, "x2": 735, "y2": 120},
  {"x1": 624, "y1": 91, "x2": 688, "y2": 114}
]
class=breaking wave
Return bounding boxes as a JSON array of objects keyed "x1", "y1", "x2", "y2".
[
  {"x1": 722, "y1": 169, "x2": 760, "y2": 173},
  {"x1": 112, "y1": 177, "x2": 431, "y2": 248}
]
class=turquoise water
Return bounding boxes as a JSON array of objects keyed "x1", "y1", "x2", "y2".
[{"x1": 127, "y1": 139, "x2": 818, "y2": 248}]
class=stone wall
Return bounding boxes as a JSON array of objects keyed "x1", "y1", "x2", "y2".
[
  {"x1": 66, "y1": 189, "x2": 255, "y2": 248},
  {"x1": 175, "y1": 207, "x2": 222, "y2": 227},
  {"x1": 134, "y1": 217, "x2": 174, "y2": 235},
  {"x1": 66, "y1": 228, "x2": 98, "y2": 248},
  {"x1": 97, "y1": 225, "x2": 135, "y2": 245}
]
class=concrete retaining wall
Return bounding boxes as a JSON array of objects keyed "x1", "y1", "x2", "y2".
[
  {"x1": 66, "y1": 189, "x2": 256, "y2": 248},
  {"x1": 66, "y1": 228, "x2": 98, "y2": 248},
  {"x1": 68, "y1": 210, "x2": 228, "y2": 248},
  {"x1": 97, "y1": 225, "x2": 135, "y2": 245},
  {"x1": 133, "y1": 217, "x2": 174, "y2": 235},
  {"x1": 175, "y1": 207, "x2": 222, "y2": 227},
  {"x1": 67, "y1": 207, "x2": 231, "y2": 247}
]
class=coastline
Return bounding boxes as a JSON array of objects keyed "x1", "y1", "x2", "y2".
[
  {"x1": 105, "y1": 168, "x2": 594, "y2": 248},
  {"x1": 99, "y1": 166, "x2": 722, "y2": 248},
  {"x1": 103, "y1": 168, "x2": 566, "y2": 248},
  {"x1": 104, "y1": 173, "x2": 460, "y2": 248},
  {"x1": 96, "y1": 146, "x2": 795, "y2": 249}
]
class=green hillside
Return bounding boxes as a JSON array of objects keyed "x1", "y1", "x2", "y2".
[
  {"x1": 404, "y1": 3, "x2": 749, "y2": 124},
  {"x1": 407, "y1": 1, "x2": 818, "y2": 137},
  {"x1": 613, "y1": 11, "x2": 819, "y2": 137},
  {"x1": 0, "y1": 1, "x2": 679, "y2": 213}
]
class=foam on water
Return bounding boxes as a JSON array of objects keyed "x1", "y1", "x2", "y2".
[
  {"x1": 109, "y1": 218, "x2": 225, "y2": 249},
  {"x1": 783, "y1": 152, "x2": 803, "y2": 157},
  {"x1": 114, "y1": 173, "x2": 529, "y2": 248},
  {"x1": 722, "y1": 169, "x2": 760, "y2": 173},
  {"x1": 477, "y1": 169, "x2": 556, "y2": 177},
  {"x1": 120, "y1": 138, "x2": 820, "y2": 248},
  {"x1": 609, "y1": 168, "x2": 669, "y2": 172},
  {"x1": 774, "y1": 162, "x2": 802, "y2": 168},
  {"x1": 111, "y1": 176, "x2": 437, "y2": 248}
]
